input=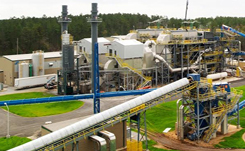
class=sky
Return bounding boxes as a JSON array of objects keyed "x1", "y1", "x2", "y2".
[{"x1": 0, "y1": 0, "x2": 244, "y2": 20}]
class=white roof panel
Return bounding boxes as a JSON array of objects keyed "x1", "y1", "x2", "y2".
[
  {"x1": 3, "y1": 51, "x2": 77, "y2": 61},
  {"x1": 83, "y1": 37, "x2": 110, "y2": 43},
  {"x1": 116, "y1": 39, "x2": 142, "y2": 46}
]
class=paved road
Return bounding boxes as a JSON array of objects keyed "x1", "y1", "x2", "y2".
[
  {"x1": 1, "y1": 78, "x2": 245, "y2": 138},
  {"x1": 0, "y1": 95, "x2": 136, "y2": 137}
]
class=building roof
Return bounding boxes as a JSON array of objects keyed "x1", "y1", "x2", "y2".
[
  {"x1": 116, "y1": 39, "x2": 143, "y2": 46},
  {"x1": 82, "y1": 37, "x2": 110, "y2": 43},
  {"x1": 3, "y1": 51, "x2": 65, "y2": 61}
]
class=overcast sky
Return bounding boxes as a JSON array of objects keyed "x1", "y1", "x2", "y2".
[{"x1": 0, "y1": 0, "x2": 244, "y2": 20}]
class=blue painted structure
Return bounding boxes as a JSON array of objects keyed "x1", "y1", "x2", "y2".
[
  {"x1": 222, "y1": 24, "x2": 245, "y2": 37},
  {"x1": 228, "y1": 100, "x2": 245, "y2": 116},
  {"x1": 93, "y1": 43, "x2": 100, "y2": 114},
  {"x1": 0, "y1": 89, "x2": 156, "y2": 107}
]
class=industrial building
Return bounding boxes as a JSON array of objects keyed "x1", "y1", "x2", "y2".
[
  {"x1": 4, "y1": 2, "x2": 245, "y2": 151},
  {"x1": 0, "y1": 51, "x2": 78, "y2": 87}
]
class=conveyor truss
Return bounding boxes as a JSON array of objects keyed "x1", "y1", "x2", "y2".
[
  {"x1": 36, "y1": 80, "x2": 197, "y2": 151},
  {"x1": 106, "y1": 53, "x2": 152, "y2": 89},
  {"x1": 203, "y1": 88, "x2": 243, "y2": 142}
]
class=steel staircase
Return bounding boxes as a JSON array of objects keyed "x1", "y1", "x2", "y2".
[
  {"x1": 203, "y1": 89, "x2": 243, "y2": 142},
  {"x1": 106, "y1": 53, "x2": 152, "y2": 89}
]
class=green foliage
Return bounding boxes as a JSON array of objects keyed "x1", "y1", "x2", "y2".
[
  {"x1": 2, "y1": 14, "x2": 245, "y2": 56},
  {"x1": 215, "y1": 129, "x2": 245, "y2": 149},
  {"x1": 0, "y1": 136, "x2": 31, "y2": 151},
  {"x1": 0, "y1": 92, "x2": 55, "y2": 101},
  {"x1": 1, "y1": 101, "x2": 84, "y2": 117},
  {"x1": 145, "y1": 101, "x2": 177, "y2": 133},
  {"x1": 143, "y1": 140, "x2": 178, "y2": 151}
]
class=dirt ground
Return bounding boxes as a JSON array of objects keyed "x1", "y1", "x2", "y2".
[{"x1": 152, "y1": 125, "x2": 243, "y2": 150}]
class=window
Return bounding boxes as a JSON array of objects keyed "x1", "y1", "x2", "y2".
[{"x1": 114, "y1": 50, "x2": 117, "y2": 56}]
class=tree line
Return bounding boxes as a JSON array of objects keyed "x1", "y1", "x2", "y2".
[{"x1": 1, "y1": 14, "x2": 245, "y2": 56}]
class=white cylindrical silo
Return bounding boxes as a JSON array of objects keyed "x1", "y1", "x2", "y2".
[
  {"x1": 18, "y1": 62, "x2": 29, "y2": 78},
  {"x1": 32, "y1": 51, "x2": 44, "y2": 76}
]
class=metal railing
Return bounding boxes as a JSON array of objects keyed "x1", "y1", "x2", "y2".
[
  {"x1": 105, "y1": 53, "x2": 152, "y2": 89},
  {"x1": 36, "y1": 81, "x2": 197, "y2": 151},
  {"x1": 203, "y1": 88, "x2": 243, "y2": 142}
]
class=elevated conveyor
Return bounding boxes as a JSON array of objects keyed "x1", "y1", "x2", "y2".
[{"x1": 9, "y1": 78, "x2": 197, "y2": 151}]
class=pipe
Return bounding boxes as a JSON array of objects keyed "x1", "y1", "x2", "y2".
[
  {"x1": 206, "y1": 72, "x2": 227, "y2": 80},
  {"x1": 176, "y1": 99, "x2": 182, "y2": 139},
  {"x1": 154, "y1": 54, "x2": 198, "y2": 72},
  {"x1": 0, "y1": 89, "x2": 156, "y2": 107},
  {"x1": 9, "y1": 78, "x2": 190, "y2": 151}
]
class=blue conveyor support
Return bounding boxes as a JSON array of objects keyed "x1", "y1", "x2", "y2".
[
  {"x1": 0, "y1": 89, "x2": 156, "y2": 107},
  {"x1": 228, "y1": 100, "x2": 245, "y2": 116}
]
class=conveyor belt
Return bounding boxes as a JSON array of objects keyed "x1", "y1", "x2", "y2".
[{"x1": 9, "y1": 78, "x2": 197, "y2": 151}]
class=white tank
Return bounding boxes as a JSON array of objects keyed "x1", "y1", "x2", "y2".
[
  {"x1": 18, "y1": 62, "x2": 29, "y2": 78},
  {"x1": 0, "y1": 83, "x2": 3, "y2": 90},
  {"x1": 207, "y1": 72, "x2": 228, "y2": 80},
  {"x1": 32, "y1": 51, "x2": 44, "y2": 76}
]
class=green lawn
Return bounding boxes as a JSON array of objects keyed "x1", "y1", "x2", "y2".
[
  {"x1": 2, "y1": 101, "x2": 84, "y2": 117},
  {"x1": 145, "y1": 101, "x2": 177, "y2": 133},
  {"x1": 215, "y1": 129, "x2": 245, "y2": 149},
  {"x1": 0, "y1": 92, "x2": 55, "y2": 101},
  {"x1": 0, "y1": 136, "x2": 31, "y2": 151},
  {"x1": 0, "y1": 92, "x2": 84, "y2": 117},
  {"x1": 234, "y1": 85, "x2": 245, "y2": 102}
]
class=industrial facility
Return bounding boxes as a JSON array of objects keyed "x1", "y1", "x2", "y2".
[{"x1": 1, "y1": 2, "x2": 245, "y2": 151}]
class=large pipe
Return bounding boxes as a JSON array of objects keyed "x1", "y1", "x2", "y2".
[
  {"x1": 206, "y1": 72, "x2": 227, "y2": 80},
  {"x1": 9, "y1": 78, "x2": 190, "y2": 151},
  {"x1": 0, "y1": 89, "x2": 156, "y2": 106},
  {"x1": 154, "y1": 54, "x2": 198, "y2": 72}
]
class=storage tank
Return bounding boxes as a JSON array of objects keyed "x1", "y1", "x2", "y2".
[
  {"x1": 18, "y1": 62, "x2": 29, "y2": 78},
  {"x1": 32, "y1": 51, "x2": 44, "y2": 76},
  {"x1": 0, "y1": 83, "x2": 3, "y2": 91}
]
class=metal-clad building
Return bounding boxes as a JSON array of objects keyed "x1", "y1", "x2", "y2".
[{"x1": 0, "y1": 51, "x2": 77, "y2": 86}]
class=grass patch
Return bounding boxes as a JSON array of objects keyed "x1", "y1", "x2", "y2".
[
  {"x1": 0, "y1": 136, "x2": 31, "y2": 151},
  {"x1": 215, "y1": 129, "x2": 245, "y2": 149},
  {"x1": 145, "y1": 100, "x2": 177, "y2": 133},
  {"x1": 2, "y1": 101, "x2": 84, "y2": 117},
  {"x1": 143, "y1": 140, "x2": 178, "y2": 151},
  {"x1": 234, "y1": 85, "x2": 245, "y2": 102},
  {"x1": 0, "y1": 92, "x2": 55, "y2": 101},
  {"x1": 0, "y1": 92, "x2": 84, "y2": 117}
]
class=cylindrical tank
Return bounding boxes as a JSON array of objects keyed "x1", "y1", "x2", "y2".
[
  {"x1": 32, "y1": 51, "x2": 44, "y2": 76},
  {"x1": 0, "y1": 83, "x2": 3, "y2": 90},
  {"x1": 18, "y1": 62, "x2": 29, "y2": 78},
  {"x1": 206, "y1": 72, "x2": 228, "y2": 80}
]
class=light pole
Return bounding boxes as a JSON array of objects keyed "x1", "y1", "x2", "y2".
[{"x1": 4, "y1": 103, "x2": 10, "y2": 138}]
